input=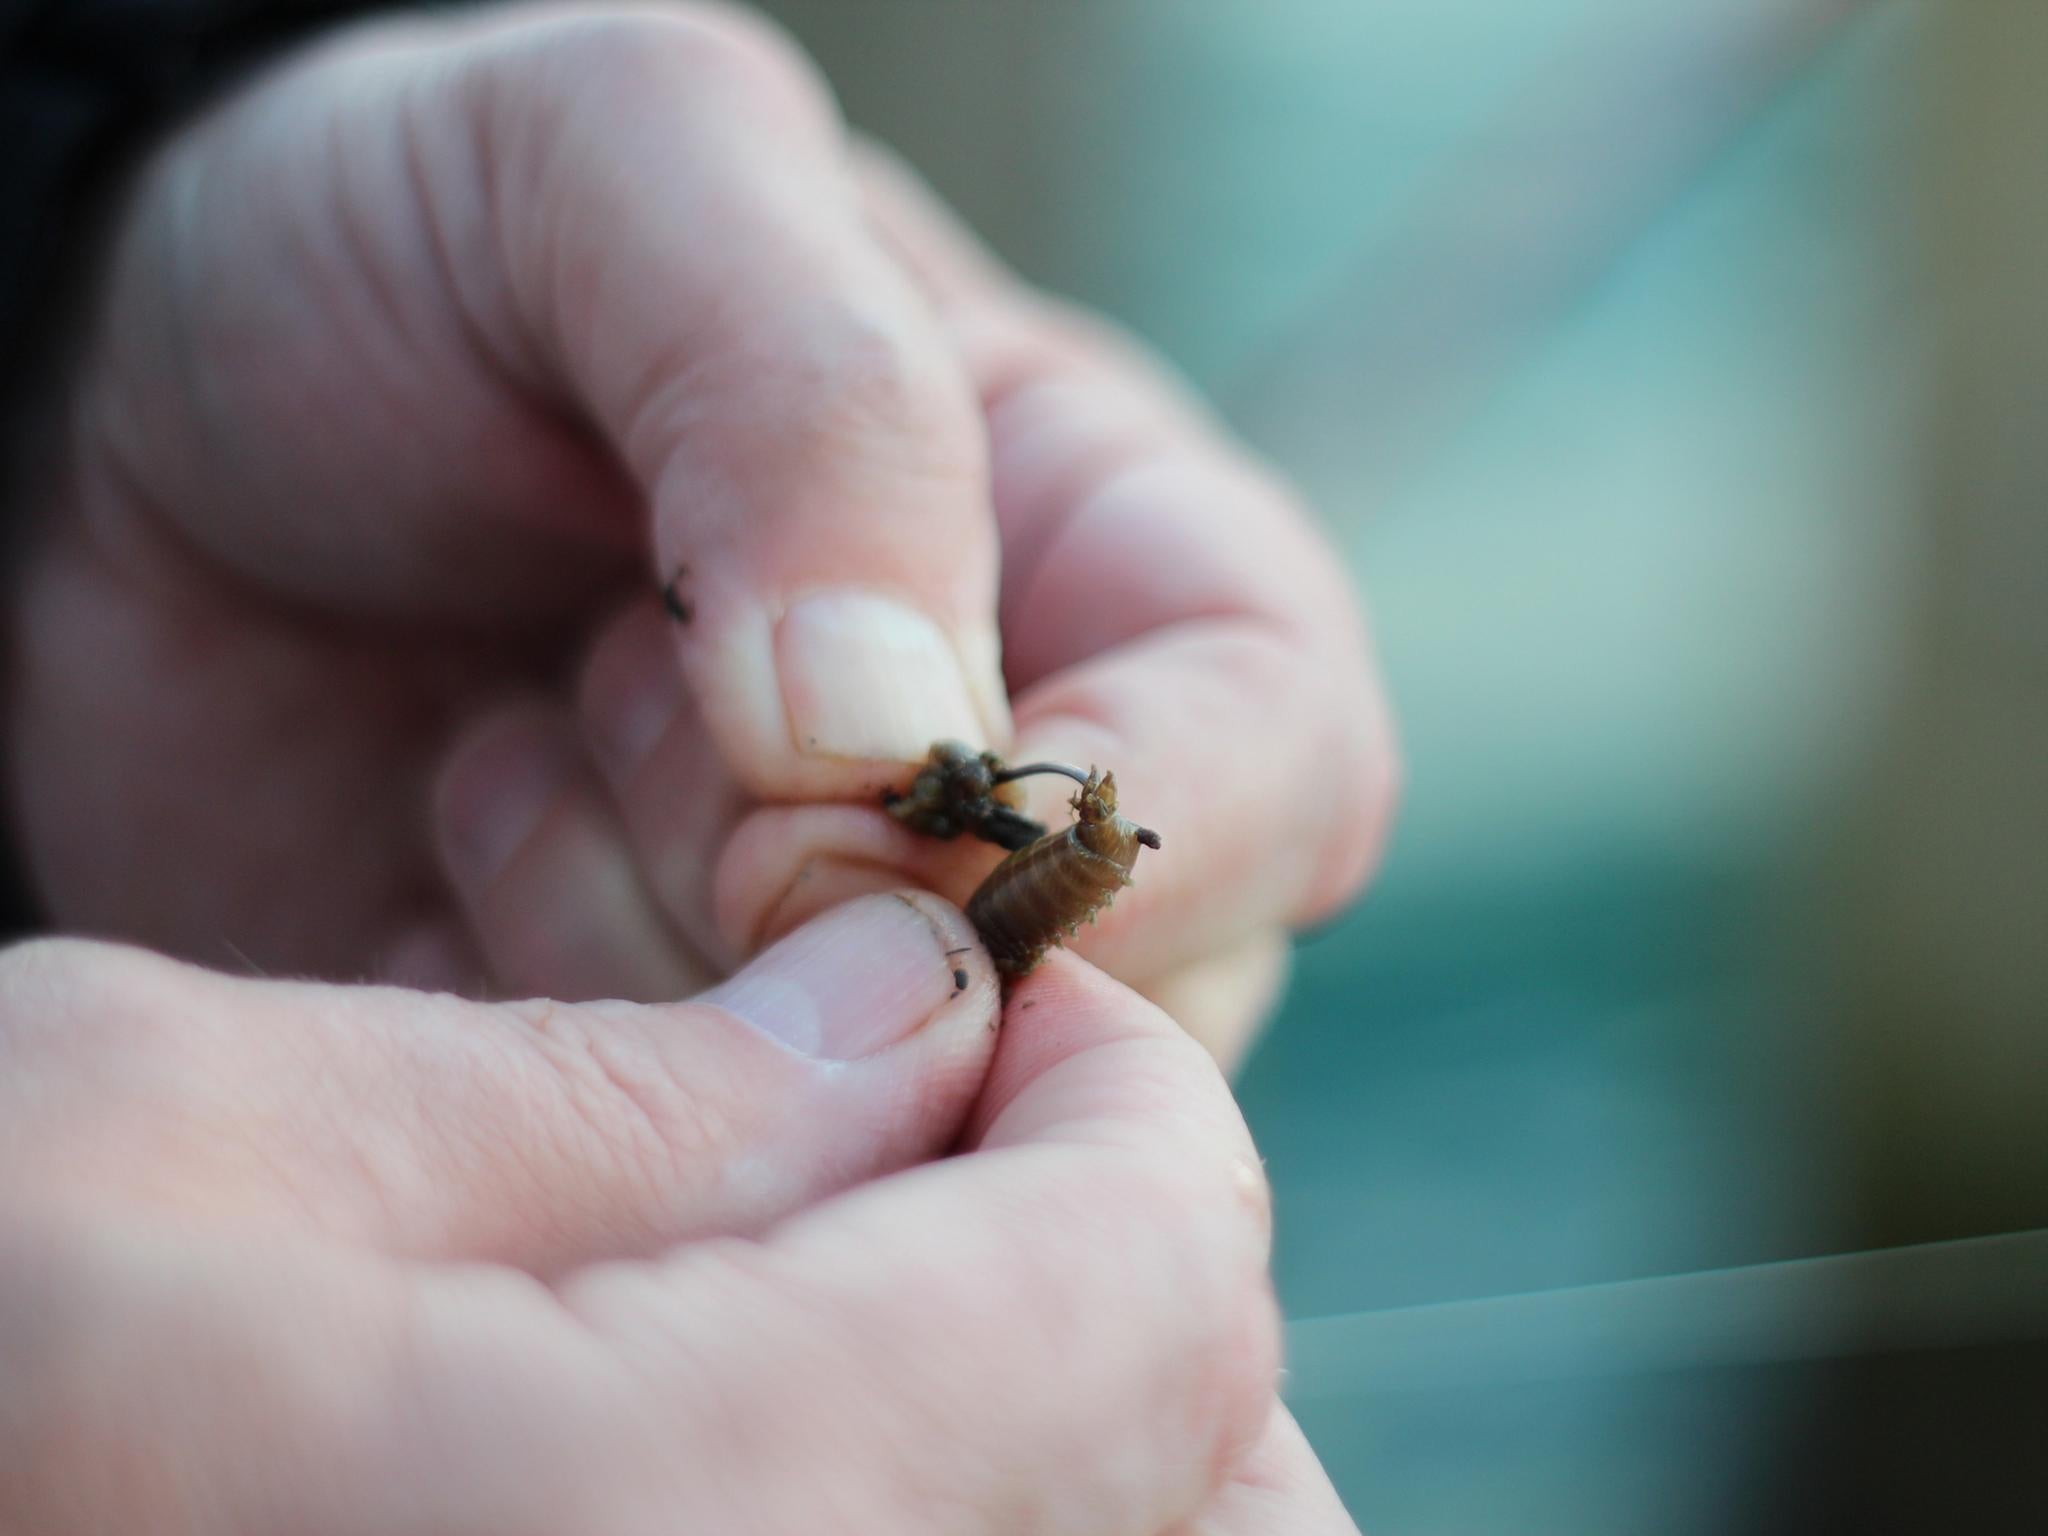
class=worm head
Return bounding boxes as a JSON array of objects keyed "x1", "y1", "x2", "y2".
[{"x1": 1072, "y1": 769, "x2": 1163, "y2": 853}]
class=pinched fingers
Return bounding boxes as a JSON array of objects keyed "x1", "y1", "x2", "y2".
[
  {"x1": 416, "y1": 44, "x2": 1389, "y2": 1007},
  {"x1": 715, "y1": 148, "x2": 1396, "y2": 994},
  {"x1": 0, "y1": 955, "x2": 1281, "y2": 1536},
  {"x1": 386, "y1": 956, "x2": 1282, "y2": 1535},
  {"x1": 870, "y1": 144, "x2": 1399, "y2": 940}
]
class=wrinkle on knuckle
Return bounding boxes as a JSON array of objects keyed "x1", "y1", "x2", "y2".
[
  {"x1": 498, "y1": 1000, "x2": 732, "y2": 1214},
  {"x1": 809, "y1": 309, "x2": 974, "y2": 452},
  {"x1": 615, "y1": 294, "x2": 984, "y2": 535},
  {"x1": 691, "y1": 304, "x2": 985, "y2": 500}
]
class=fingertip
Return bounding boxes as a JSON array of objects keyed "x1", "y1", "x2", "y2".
[
  {"x1": 980, "y1": 951, "x2": 1146, "y2": 1082},
  {"x1": 699, "y1": 890, "x2": 995, "y2": 1063},
  {"x1": 970, "y1": 953, "x2": 1234, "y2": 1149},
  {"x1": 713, "y1": 802, "x2": 991, "y2": 958}
]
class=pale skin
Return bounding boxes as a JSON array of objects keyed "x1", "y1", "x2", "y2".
[
  {"x1": 2, "y1": 2, "x2": 1396, "y2": 1528},
  {"x1": 0, "y1": 907, "x2": 1354, "y2": 1534}
]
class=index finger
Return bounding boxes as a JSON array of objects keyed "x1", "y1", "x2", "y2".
[
  {"x1": 455, "y1": 9, "x2": 1011, "y2": 794},
  {"x1": 719, "y1": 147, "x2": 1397, "y2": 980},
  {"x1": 862, "y1": 147, "x2": 1400, "y2": 960}
]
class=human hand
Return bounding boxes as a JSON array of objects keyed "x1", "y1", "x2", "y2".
[
  {"x1": 7, "y1": 3, "x2": 1394, "y2": 1064},
  {"x1": 0, "y1": 898, "x2": 1353, "y2": 1533}
]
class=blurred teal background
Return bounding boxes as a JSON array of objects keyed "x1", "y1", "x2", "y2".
[{"x1": 760, "y1": 2, "x2": 2046, "y2": 1529}]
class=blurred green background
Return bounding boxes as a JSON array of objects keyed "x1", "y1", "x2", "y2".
[{"x1": 755, "y1": 2, "x2": 2046, "y2": 1529}]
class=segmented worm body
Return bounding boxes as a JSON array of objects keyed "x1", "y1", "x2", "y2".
[
  {"x1": 885, "y1": 741, "x2": 1163, "y2": 976},
  {"x1": 967, "y1": 768, "x2": 1161, "y2": 976}
]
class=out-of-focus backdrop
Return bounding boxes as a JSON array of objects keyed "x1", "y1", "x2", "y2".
[{"x1": 755, "y1": 2, "x2": 2045, "y2": 1530}]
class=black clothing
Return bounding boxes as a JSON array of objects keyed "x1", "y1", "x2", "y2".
[
  {"x1": 0, "y1": 0, "x2": 379, "y2": 934},
  {"x1": 2, "y1": 1, "x2": 376, "y2": 447}
]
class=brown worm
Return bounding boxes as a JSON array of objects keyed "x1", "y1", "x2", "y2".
[{"x1": 966, "y1": 767, "x2": 1162, "y2": 977}]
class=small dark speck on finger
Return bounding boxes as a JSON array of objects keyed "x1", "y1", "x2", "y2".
[{"x1": 661, "y1": 567, "x2": 693, "y2": 624}]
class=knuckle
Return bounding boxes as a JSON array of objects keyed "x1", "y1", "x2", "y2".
[
  {"x1": 500, "y1": 999, "x2": 743, "y2": 1205},
  {"x1": 790, "y1": 310, "x2": 982, "y2": 471},
  {"x1": 538, "y1": 5, "x2": 829, "y2": 130},
  {"x1": 470, "y1": 3, "x2": 839, "y2": 248},
  {"x1": 680, "y1": 301, "x2": 983, "y2": 500}
]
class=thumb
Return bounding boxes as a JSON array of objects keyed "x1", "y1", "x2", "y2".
[{"x1": 0, "y1": 894, "x2": 997, "y2": 1273}]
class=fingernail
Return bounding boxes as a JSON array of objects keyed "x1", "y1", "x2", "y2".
[
  {"x1": 777, "y1": 590, "x2": 992, "y2": 760},
  {"x1": 438, "y1": 721, "x2": 575, "y2": 887},
  {"x1": 957, "y1": 623, "x2": 1014, "y2": 745},
  {"x1": 701, "y1": 893, "x2": 968, "y2": 1060}
]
